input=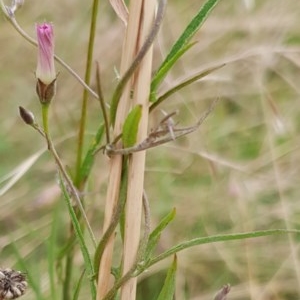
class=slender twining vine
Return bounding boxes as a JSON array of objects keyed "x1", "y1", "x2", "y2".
[{"x1": 1, "y1": 0, "x2": 299, "y2": 300}]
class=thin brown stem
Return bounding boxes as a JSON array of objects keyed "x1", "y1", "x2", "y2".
[{"x1": 96, "y1": 62, "x2": 110, "y2": 144}]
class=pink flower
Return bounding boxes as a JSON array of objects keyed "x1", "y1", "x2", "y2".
[
  {"x1": 36, "y1": 22, "x2": 56, "y2": 84},
  {"x1": 35, "y1": 22, "x2": 56, "y2": 104}
]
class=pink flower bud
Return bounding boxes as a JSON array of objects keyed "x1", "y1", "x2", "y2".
[
  {"x1": 36, "y1": 22, "x2": 56, "y2": 85},
  {"x1": 35, "y1": 22, "x2": 56, "y2": 104}
]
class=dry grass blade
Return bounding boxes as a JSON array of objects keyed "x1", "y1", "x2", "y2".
[
  {"x1": 120, "y1": 1, "x2": 156, "y2": 299},
  {"x1": 0, "y1": 150, "x2": 44, "y2": 196},
  {"x1": 109, "y1": 0, "x2": 128, "y2": 26}
]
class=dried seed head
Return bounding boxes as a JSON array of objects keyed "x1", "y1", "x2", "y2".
[{"x1": 0, "y1": 268, "x2": 27, "y2": 299}]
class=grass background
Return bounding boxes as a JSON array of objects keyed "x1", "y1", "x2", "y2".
[{"x1": 1, "y1": 0, "x2": 300, "y2": 299}]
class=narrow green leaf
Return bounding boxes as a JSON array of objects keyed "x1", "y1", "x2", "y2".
[
  {"x1": 151, "y1": 0, "x2": 221, "y2": 95},
  {"x1": 79, "y1": 124, "x2": 104, "y2": 184},
  {"x1": 145, "y1": 208, "x2": 176, "y2": 261},
  {"x1": 156, "y1": 255, "x2": 177, "y2": 300},
  {"x1": 150, "y1": 63, "x2": 225, "y2": 111},
  {"x1": 73, "y1": 269, "x2": 86, "y2": 300},
  {"x1": 148, "y1": 229, "x2": 300, "y2": 268},
  {"x1": 47, "y1": 203, "x2": 61, "y2": 300},
  {"x1": 150, "y1": 42, "x2": 196, "y2": 101},
  {"x1": 122, "y1": 105, "x2": 142, "y2": 148},
  {"x1": 57, "y1": 236, "x2": 76, "y2": 260},
  {"x1": 59, "y1": 173, "x2": 96, "y2": 299}
]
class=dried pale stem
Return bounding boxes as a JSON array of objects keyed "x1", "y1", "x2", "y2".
[
  {"x1": 96, "y1": 1, "x2": 146, "y2": 299},
  {"x1": 101, "y1": 192, "x2": 151, "y2": 300},
  {"x1": 97, "y1": 1, "x2": 166, "y2": 298},
  {"x1": 96, "y1": 156, "x2": 123, "y2": 299},
  {"x1": 93, "y1": 160, "x2": 128, "y2": 277},
  {"x1": 110, "y1": 0, "x2": 167, "y2": 125},
  {"x1": 120, "y1": 1, "x2": 156, "y2": 299}
]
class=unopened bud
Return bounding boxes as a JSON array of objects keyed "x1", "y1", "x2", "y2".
[
  {"x1": 36, "y1": 23, "x2": 56, "y2": 84},
  {"x1": 35, "y1": 22, "x2": 57, "y2": 104},
  {"x1": 19, "y1": 106, "x2": 35, "y2": 125}
]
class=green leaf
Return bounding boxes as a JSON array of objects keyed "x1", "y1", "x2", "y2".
[
  {"x1": 150, "y1": 63, "x2": 225, "y2": 111},
  {"x1": 79, "y1": 124, "x2": 104, "y2": 184},
  {"x1": 47, "y1": 203, "x2": 62, "y2": 300},
  {"x1": 151, "y1": 0, "x2": 221, "y2": 96},
  {"x1": 122, "y1": 105, "x2": 142, "y2": 148},
  {"x1": 150, "y1": 42, "x2": 196, "y2": 101},
  {"x1": 73, "y1": 269, "x2": 86, "y2": 300},
  {"x1": 59, "y1": 173, "x2": 96, "y2": 299},
  {"x1": 156, "y1": 255, "x2": 177, "y2": 300},
  {"x1": 145, "y1": 208, "x2": 176, "y2": 261},
  {"x1": 148, "y1": 229, "x2": 300, "y2": 268}
]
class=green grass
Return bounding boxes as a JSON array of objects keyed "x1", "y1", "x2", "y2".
[{"x1": 1, "y1": 0, "x2": 300, "y2": 299}]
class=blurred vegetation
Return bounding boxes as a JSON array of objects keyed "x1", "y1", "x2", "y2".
[{"x1": 1, "y1": 0, "x2": 300, "y2": 299}]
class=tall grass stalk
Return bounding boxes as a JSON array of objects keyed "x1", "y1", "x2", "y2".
[
  {"x1": 120, "y1": 1, "x2": 155, "y2": 299},
  {"x1": 96, "y1": 1, "x2": 155, "y2": 298}
]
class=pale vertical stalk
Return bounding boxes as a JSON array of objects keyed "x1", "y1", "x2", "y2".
[
  {"x1": 96, "y1": 158, "x2": 122, "y2": 299},
  {"x1": 96, "y1": 1, "x2": 145, "y2": 299},
  {"x1": 120, "y1": 1, "x2": 155, "y2": 299}
]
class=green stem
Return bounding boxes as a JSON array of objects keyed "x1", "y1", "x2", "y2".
[
  {"x1": 63, "y1": 251, "x2": 74, "y2": 300},
  {"x1": 75, "y1": 0, "x2": 100, "y2": 187},
  {"x1": 41, "y1": 103, "x2": 52, "y2": 151},
  {"x1": 41, "y1": 104, "x2": 50, "y2": 137}
]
